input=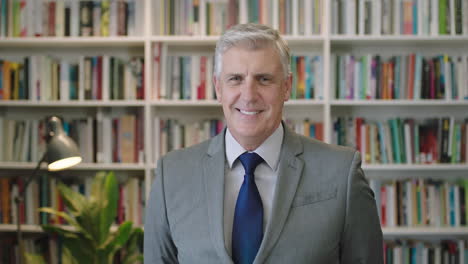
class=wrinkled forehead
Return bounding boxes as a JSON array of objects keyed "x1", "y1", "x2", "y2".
[
  {"x1": 220, "y1": 45, "x2": 283, "y2": 76},
  {"x1": 222, "y1": 38, "x2": 278, "y2": 55}
]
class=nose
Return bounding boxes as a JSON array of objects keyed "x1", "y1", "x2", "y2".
[{"x1": 240, "y1": 77, "x2": 258, "y2": 102}]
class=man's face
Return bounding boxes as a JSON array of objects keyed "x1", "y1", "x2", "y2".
[{"x1": 214, "y1": 45, "x2": 292, "y2": 148}]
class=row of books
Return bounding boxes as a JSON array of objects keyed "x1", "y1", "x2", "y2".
[
  {"x1": 333, "y1": 117, "x2": 468, "y2": 164},
  {"x1": 370, "y1": 178, "x2": 468, "y2": 228},
  {"x1": 154, "y1": 0, "x2": 236, "y2": 36},
  {"x1": 0, "y1": 55, "x2": 144, "y2": 101},
  {"x1": 0, "y1": 234, "x2": 140, "y2": 264},
  {"x1": 152, "y1": 43, "x2": 325, "y2": 101},
  {"x1": 334, "y1": 54, "x2": 468, "y2": 100},
  {"x1": 154, "y1": 52, "x2": 215, "y2": 101},
  {"x1": 290, "y1": 55, "x2": 323, "y2": 100},
  {"x1": 0, "y1": 118, "x2": 46, "y2": 163},
  {"x1": 0, "y1": 174, "x2": 144, "y2": 226},
  {"x1": 153, "y1": 117, "x2": 324, "y2": 160},
  {"x1": 0, "y1": 235, "x2": 141, "y2": 264},
  {"x1": 153, "y1": 0, "x2": 323, "y2": 36},
  {"x1": 0, "y1": 236, "x2": 51, "y2": 264},
  {"x1": 83, "y1": 112, "x2": 145, "y2": 164},
  {"x1": 1, "y1": 237, "x2": 466, "y2": 264},
  {"x1": 154, "y1": 118, "x2": 225, "y2": 159},
  {"x1": 117, "y1": 177, "x2": 145, "y2": 226},
  {"x1": 332, "y1": 0, "x2": 468, "y2": 36},
  {"x1": 0, "y1": 112, "x2": 144, "y2": 164},
  {"x1": 284, "y1": 119, "x2": 324, "y2": 142},
  {"x1": 6, "y1": 52, "x2": 465, "y2": 102},
  {"x1": 106, "y1": 113, "x2": 145, "y2": 164},
  {"x1": 384, "y1": 239, "x2": 467, "y2": 264},
  {"x1": 0, "y1": 0, "x2": 142, "y2": 38}
]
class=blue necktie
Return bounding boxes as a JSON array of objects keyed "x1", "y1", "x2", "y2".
[{"x1": 232, "y1": 152, "x2": 264, "y2": 264}]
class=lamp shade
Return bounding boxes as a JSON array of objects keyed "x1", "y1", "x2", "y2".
[{"x1": 45, "y1": 116, "x2": 82, "y2": 171}]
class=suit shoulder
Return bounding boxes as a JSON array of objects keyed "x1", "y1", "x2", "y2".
[
  {"x1": 298, "y1": 135, "x2": 357, "y2": 162},
  {"x1": 156, "y1": 139, "x2": 212, "y2": 195},
  {"x1": 160, "y1": 139, "x2": 211, "y2": 165}
]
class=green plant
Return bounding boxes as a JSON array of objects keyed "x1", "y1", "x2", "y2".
[{"x1": 32, "y1": 171, "x2": 143, "y2": 264}]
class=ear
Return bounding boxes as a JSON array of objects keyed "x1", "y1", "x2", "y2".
[
  {"x1": 283, "y1": 73, "x2": 292, "y2": 101},
  {"x1": 214, "y1": 76, "x2": 222, "y2": 102}
]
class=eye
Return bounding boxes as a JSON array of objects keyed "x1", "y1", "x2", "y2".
[
  {"x1": 227, "y1": 75, "x2": 242, "y2": 84},
  {"x1": 258, "y1": 76, "x2": 273, "y2": 84}
]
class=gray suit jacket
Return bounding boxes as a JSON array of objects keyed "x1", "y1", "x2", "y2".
[{"x1": 144, "y1": 125, "x2": 383, "y2": 263}]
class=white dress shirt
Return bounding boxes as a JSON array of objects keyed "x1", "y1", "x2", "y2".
[{"x1": 223, "y1": 124, "x2": 284, "y2": 256}]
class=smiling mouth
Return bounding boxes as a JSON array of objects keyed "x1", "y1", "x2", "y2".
[{"x1": 237, "y1": 108, "x2": 261, "y2": 115}]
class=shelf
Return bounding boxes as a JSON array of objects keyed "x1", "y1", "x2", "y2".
[
  {"x1": 151, "y1": 99, "x2": 324, "y2": 107},
  {"x1": 152, "y1": 100, "x2": 220, "y2": 107},
  {"x1": 0, "y1": 224, "x2": 140, "y2": 233},
  {"x1": 2, "y1": 0, "x2": 468, "y2": 245},
  {"x1": 0, "y1": 37, "x2": 145, "y2": 47},
  {"x1": 2, "y1": 225, "x2": 466, "y2": 236},
  {"x1": 285, "y1": 99, "x2": 325, "y2": 106},
  {"x1": 0, "y1": 224, "x2": 43, "y2": 233},
  {"x1": 0, "y1": 100, "x2": 146, "y2": 107},
  {"x1": 382, "y1": 227, "x2": 468, "y2": 236},
  {"x1": 330, "y1": 35, "x2": 468, "y2": 46},
  {"x1": 150, "y1": 36, "x2": 219, "y2": 45},
  {"x1": 150, "y1": 35, "x2": 325, "y2": 46},
  {"x1": 331, "y1": 99, "x2": 468, "y2": 106},
  {"x1": 363, "y1": 164, "x2": 468, "y2": 171},
  {"x1": 0, "y1": 162, "x2": 146, "y2": 171},
  {"x1": 3, "y1": 100, "x2": 466, "y2": 107}
]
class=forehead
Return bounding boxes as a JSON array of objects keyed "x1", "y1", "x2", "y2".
[{"x1": 221, "y1": 45, "x2": 282, "y2": 74}]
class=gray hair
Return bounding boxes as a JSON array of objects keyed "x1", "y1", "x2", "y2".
[{"x1": 214, "y1": 23, "x2": 291, "y2": 79}]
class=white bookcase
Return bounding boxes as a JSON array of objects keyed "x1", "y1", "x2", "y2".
[{"x1": 1, "y1": 0, "x2": 468, "y2": 241}]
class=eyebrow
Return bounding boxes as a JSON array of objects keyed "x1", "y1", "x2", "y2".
[
  {"x1": 254, "y1": 73, "x2": 274, "y2": 77},
  {"x1": 224, "y1": 73, "x2": 243, "y2": 80},
  {"x1": 224, "y1": 72, "x2": 275, "y2": 77}
]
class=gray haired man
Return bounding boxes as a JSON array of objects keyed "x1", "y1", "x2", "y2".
[{"x1": 144, "y1": 23, "x2": 383, "y2": 264}]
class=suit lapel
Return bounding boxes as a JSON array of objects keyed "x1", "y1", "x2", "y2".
[
  {"x1": 203, "y1": 129, "x2": 233, "y2": 263},
  {"x1": 254, "y1": 125, "x2": 304, "y2": 264}
]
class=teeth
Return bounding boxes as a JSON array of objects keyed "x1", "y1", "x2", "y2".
[{"x1": 239, "y1": 110, "x2": 259, "y2": 115}]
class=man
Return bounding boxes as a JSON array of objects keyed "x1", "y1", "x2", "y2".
[{"x1": 144, "y1": 23, "x2": 383, "y2": 264}]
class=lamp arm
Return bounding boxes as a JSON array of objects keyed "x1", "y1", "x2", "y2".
[
  {"x1": 19, "y1": 151, "x2": 47, "y2": 198},
  {"x1": 15, "y1": 151, "x2": 47, "y2": 264}
]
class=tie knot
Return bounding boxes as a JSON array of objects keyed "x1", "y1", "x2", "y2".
[{"x1": 238, "y1": 152, "x2": 264, "y2": 175}]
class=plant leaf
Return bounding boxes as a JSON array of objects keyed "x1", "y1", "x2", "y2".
[
  {"x1": 61, "y1": 236, "x2": 95, "y2": 264},
  {"x1": 75, "y1": 200, "x2": 103, "y2": 246},
  {"x1": 100, "y1": 222, "x2": 140, "y2": 264},
  {"x1": 101, "y1": 221, "x2": 133, "y2": 253},
  {"x1": 41, "y1": 225, "x2": 80, "y2": 240},
  {"x1": 61, "y1": 247, "x2": 80, "y2": 264},
  {"x1": 24, "y1": 252, "x2": 47, "y2": 264},
  {"x1": 121, "y1": 227, "x2": 144, "y2": 264},
  {"x1": 38, "y1": 208, "x2": 77, "y2": 227},
  {"x1": 56, "y1": 182, "x2": 86, "y2": 215},
  {"x1": 91, "y1": 171, "x2": 107, "y2": 200},
  {"x1": 38, "y1": 208, "x2": 94, "y2": 240},
  {"x1": 37, "y1": 171, "x2": 143, "y2": 264},
  {"x1": 113, "y1": 221, "x2": 134, "y2": 247},
  {"x1": 122, "y1": 255, "x2": 144, "y2": 264},
  {"x1": 99, "y1": 171, "x2": 118, "y2": 244}
]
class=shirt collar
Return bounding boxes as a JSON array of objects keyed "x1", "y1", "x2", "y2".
[{"x1": 225, "y1": 124, "x2": 284, "y2": 171}]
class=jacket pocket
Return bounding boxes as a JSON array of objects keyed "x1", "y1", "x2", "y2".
[{"x1": 292, "y1": 186, "x2": 338, "y2": 208}]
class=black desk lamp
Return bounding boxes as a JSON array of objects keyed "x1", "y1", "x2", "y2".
[{"x1": 15, "y1": 116, "x2": 82, "y2": 264}]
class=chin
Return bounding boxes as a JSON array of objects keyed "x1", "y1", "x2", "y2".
[
  {"x1": 237, "y1": 125, "x2": 272, "y2": 140},
  {"x1": 231, "y1": 125, "x2": 261, "y2": 137}
]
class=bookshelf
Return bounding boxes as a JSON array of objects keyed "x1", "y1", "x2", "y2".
[
  {"x1": 383, "y1": 227, "x2": 468, "y2": 237},
  {"x1": 1, "y1": 0, "x2": 468, "y2": 260}
]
